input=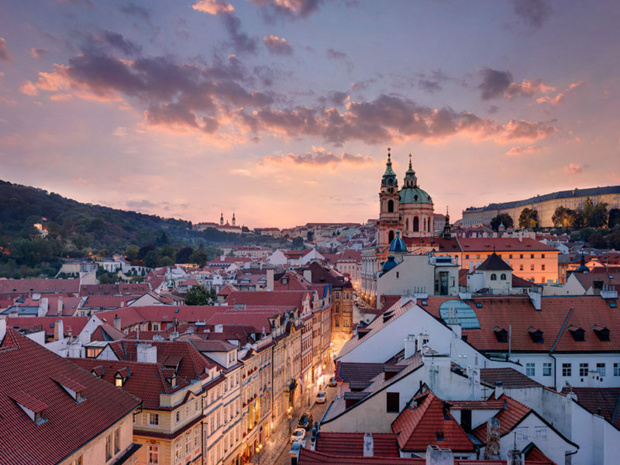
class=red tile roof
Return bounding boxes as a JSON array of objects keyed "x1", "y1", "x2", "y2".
[
  {"x1": 392, "y1": 389, "x2": 474, "y2": 452},
  {"x1": 315, "y1": 433, "x2": 400, "y2": 457},
  {"x1": 0, "y1": 330, "x2": 140, "y2": 465},
  {"x1": 457, "y1": 238, "x2": 558, "y2": 253},
  {"x1": 560, "y1": 387, "x2": 620, "y2": 429},
  {"x1": 225, "y1": 290, "x2": 311, "y2": 308},
  {"x1": 473, "y1": 395, "x2": 531, "y2": 443},
  {"x1": 6, "y1": 316, "x2": 88, "y2": 338},
  {"x1": 0, "y1": 278, "x2": 80, "y2": 295}
]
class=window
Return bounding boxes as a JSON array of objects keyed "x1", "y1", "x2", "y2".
[
  {"x1": 490, "y1": 273, "x2": 497, "y2": 281},
  {"x1": 541, "y1": 254, "x2": 545, "y2": 259},
  {"x1": 147, "y1": 445, "x2": 159, "y2": 464},
  {"x1": 509, "y1": 254, "x2": 513, "y2": 259},
  {"x1": 562, "y1": 363, "x2": 572, "y2": 377},
  {"x1": 534, "y1": 426, "x2": 547, "y2": 440},
  {"x1": 386, "y1": 392, "x2": 400, "y2": 413},
  {"x1": 195, "y1": 427, "x2": 200, "y2": 447},
  {"x1": 105, "y1": 434, "x2": 112, "y2": 461},
  {"x1": 614, "y1": 363, "x2": 620, "y2": 376},
  {"x1": 176, "y1": 410, "x2": 181, "y2": 423},
  {"x1": 541, "y1": 264, "x2": 545, "y2": 271},
  {"x1": 500, "y1": 273, "x2": 507, "y2": 280},
  {"x1": 185, "y1": 432, "x2": 191, "y2": 454},
  {"x1": 530, "y1": 254, "x2": 534, "y2": 259},
  {"x1": 149, "y1": 413, "x2": 159, "y2": 426},
  {"x1": 115, "y1": 375, "x2": 123, "y2": 388},
  {"x1": 597, "y1": 363, "x2": 606, "y2": 376},
  {"x1": 114, "y1": 428, "x2": 120, "y2": 453},
  {"x1": 526, "y1": 363, "x2": 535, "y2": 377},
  {"x1": 579, "y1": 363, "x2": 589, "y2": 377},
  {"x1": 520, "y1": 264, "x2": 524, "y2": 271},
  {"x1": 515, "y1": 426, "x2": 528, "y2": 441},
  {"x1": 465, "y1": 254, "x2": 469, "y2": 260},
  {"x1": 520, "y1": 254, "x2": 524, "y2": 259},
  {"x1": 530, "y1": 264, "x2": 535, "y2": 271},
  {"x1": 175, "y1": 440, "x2": 181, "y2": 460},
  {"x1": 543, "y1": 363, "x2": 552, "y2": 376}
]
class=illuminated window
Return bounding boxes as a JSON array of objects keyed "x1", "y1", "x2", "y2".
[{"x1": 147, "y1": 445, "x2": 159, "y2": 464}]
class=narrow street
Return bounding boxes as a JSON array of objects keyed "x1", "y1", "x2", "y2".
[{"x1": 253, "y1": 386, "x2": 338, "y2": 465}]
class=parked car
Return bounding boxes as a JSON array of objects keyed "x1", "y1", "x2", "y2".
[
  {"x1": 316, "y1": 391, "x2": 326, "y2": 404},
  {"x1": 298, "y1": 412, "x2": 313, "y2": 430},
  {"x1": 328, "y1": 377, "x2": 337, "y2": 387},
  {"x1": 291, "y1": 427, "x2": 306, "y2": 443}
]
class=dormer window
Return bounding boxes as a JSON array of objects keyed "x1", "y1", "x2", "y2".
[
  {"x1": 494, "y1": 327, "x2": 508, "y2": 343},
  {"x1": 11, "y1": 391, "x2": 48, "y2": 425},
  {"x1": 115, "y1": 375, "x2": 123, "y2": 387},
  {"x1": 53, "y1": 375, "x2": 86, "y2": 403},
  {"x1": 528, "y1": 327, "x2": 544, "y2": 344},
  {"x1": 569, "y1": 327, "x2": 586, "y2": 342},
  {"x1": 114, "y1": 368, "x2": 128, "y2": 388},
  {"x1": 593, "y1": 326, "x2": 610, "y2": 342}
]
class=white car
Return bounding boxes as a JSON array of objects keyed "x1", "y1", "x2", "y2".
[
  {"x1": 316, "y1": 391, "x2": 326, "y2": 404},
  {"x1": 291, "y1": 427, "x2": 306, "y2": 443}
]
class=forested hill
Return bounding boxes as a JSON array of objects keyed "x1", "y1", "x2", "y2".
[{"x1": 0, "y1": 180, "x2": 286, "y2": 278}]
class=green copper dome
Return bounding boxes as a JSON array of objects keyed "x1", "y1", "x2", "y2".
[{"x1": 400, "y1": 187, "x2": 433, "y2": 204}]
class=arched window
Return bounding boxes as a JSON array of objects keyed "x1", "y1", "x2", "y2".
[
  {"x1": 413, "y1": 217, "x2": 419, "y2": 232},
  {"x1": 490, "y1": 273, "x2": 497, "y2": 281},
  {"x1": 388, "y1": 230, "x2": 395, "y2": 243},
  {"x1": 387, "y1": 199, "x2": 394, "y2": 213},
  {"x1": 405, "y1": 218, "x2": 409, "y2": 231},
  {"x1": 500, "y1": 273, "x2": 507, "y2": 280}
]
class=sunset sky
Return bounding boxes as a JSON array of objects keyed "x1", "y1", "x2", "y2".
[{"x1": 1, "y1": 0, "x2": 619, "y2": 228}]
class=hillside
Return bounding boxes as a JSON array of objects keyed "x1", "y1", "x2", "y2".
[{"x1": 0, "y1": 180, "x2": 286, "y2": 278}]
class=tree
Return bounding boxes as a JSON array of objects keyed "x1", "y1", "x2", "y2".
[
  {"x1": 518, "y1": 208, "x2": 539, "y2": 230},
  {"x1": 143, "y1": 250, "x2": 160, "y2": 268},
  {"x1": 307, "y1": 231, "x2": 315, "y2": 242},
  {"x1": 292, "y1": 237, "x2": 304, "y2": 250},
  {"x1": 588, "y1": 232, "x2": 607, "y2": 249},
  {"x1": 185, "y1": 285, "x2": 216, "y2": 306},
  {"x1": 583, "y1": 197, "x2": 608, "y2": 228},
  {"x1": 176, "y1": 246, "x2": 194, "y2": 264},
  {"x1": 552, "y1": 206, "x2": 571, "y2": 228},
  {"x1": 124, "y1": 245, "x2": 139, "y2": 262},
  {"x1": 609, "y1": 208, "x2": 620, "y2": 228},
  {"x1": 490, "y1": 213, "x2": 514, "y2": 232},
  {"x1": 567, "y1": 209, "x2": 585, "y2": 229},
  {"x1": 189, "y1": 249, "x2": 209, "y2": 267},
  {"x1": 155, "y1": 231, "x2": 171, "y2": 247}
]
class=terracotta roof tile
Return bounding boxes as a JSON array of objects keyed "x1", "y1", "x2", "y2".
[{"x1": 315, "y1": 433, "x2": 400, "y2": 457}]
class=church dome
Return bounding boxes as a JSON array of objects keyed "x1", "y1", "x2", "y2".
[
  {"x1": 388, "y1": 230, "x2": 408, "y2": 254},
  {"x1": 399, "y1": 186, "x2": 433, "y2": 204},
  {"x1": 381, "y1": 255, "x2": 398, "y2": 274}
]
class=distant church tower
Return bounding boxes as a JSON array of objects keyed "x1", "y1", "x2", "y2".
[
  {"x1": 232, "y1": 212, "x2": 236, "y2": 226},
  {"x1": 377, "y1": 148, "x2": 401, "y2": 251},
  {"x1": 220, "y1": 212, "x2": 224, "y2": 226}
]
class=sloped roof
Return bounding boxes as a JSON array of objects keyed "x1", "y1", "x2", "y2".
[
  {"x1": 457, "y1": 238, "x2": 558, "y2": 253},
  {"x1": 6, "y1": 316, "x2": 88, "y2": 337},
  {"x1": 0, "y1": 278, "x2": 80, "y2": 295},
  {"x1": 560, "y1": 387, "x2": 620, "y2": 430},
  {"x1": 476, "y1": 253, "x2": 513, "y2": 271},
  {"x1": 481, "y1": 368, "x2": 544, "y2": 389},
  {"x1": 392, "y1": 389, "x2": 474, "y2": 452},
  {"x1": 315, "y1": 433, "x2": 400, "y2": 457},
  {"x1": 0, "y1": 330, "x2": 140, "y2": 465},
  {"x1": 336, "y1": 361, "x2": 386, "y2": 388}
]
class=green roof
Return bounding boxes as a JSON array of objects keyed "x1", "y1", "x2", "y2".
[{"x1": 399, "y1": 187, "x2": 433, "y2": 204}]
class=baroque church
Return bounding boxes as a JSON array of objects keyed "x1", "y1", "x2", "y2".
[{"x1": 377, "y1": 148, "x2": 435, "y2": 251}]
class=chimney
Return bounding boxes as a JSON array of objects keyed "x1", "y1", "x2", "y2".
[
  {"x1": 485, "y1": 418, "x2": 501, "y2": 460},
  {"x1": 113, "y1": 314, "x2": 121, "y2": 331},
  {"x1": 363, "y1": 433, "x2": 374, "y2": 457},
  {"x1": 404, "y1": 334, "x2": 417, "y2": 359},
  {"x1": 495, "y1": 381, "x2": 504, "y2": 399},
  {"x1": 137, "y1": 343, "x2": 157, "y2": 363},
  {"x1": 266, "y1": 268, "x2": 274, "y2": 291},
  {"x1": 425, "y1": 445, "x2": 454, "y2": 465},
  {"x1": 39, "y1": 297, "x2": 49, "y2": 317},
  {"x1": 303, "y1": 269, "x2": 312, "y2": 283},
  {"x1": 507, "y1": 449, "x2": 523, "y2": 465},
  {"x1": 58, "y1": 296, "x2": 64, "y2": 316},
  {"x1": 54, "y1": 320, "x2": 64, "y2": 341}
]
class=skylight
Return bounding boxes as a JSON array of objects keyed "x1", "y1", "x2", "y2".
[{"x1": 439, "y1": 300, "x2": 481, "y2": 329}]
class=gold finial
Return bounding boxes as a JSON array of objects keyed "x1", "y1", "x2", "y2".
[{"x1": 409, "y1": 153, "x2": 412, "y2": 169}]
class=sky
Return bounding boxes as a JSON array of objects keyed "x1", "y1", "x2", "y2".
[{"x1": 1, "y1": 0, "x2": 619, "y2": 228}]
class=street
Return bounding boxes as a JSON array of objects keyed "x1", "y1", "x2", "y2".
[{"x1": 272, "y1": 386, "x2": 338, "y2": 465}]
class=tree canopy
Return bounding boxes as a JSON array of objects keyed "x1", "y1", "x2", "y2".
[
  {"x1": 490, "y1": 213, "x2": 514, "y2": 232},
  {"x1": 518, "y1": 208, "x2": 539, "y2": 230},
  {"x1": 185, "y1": 285, "x2": 217, "y2": 306}
]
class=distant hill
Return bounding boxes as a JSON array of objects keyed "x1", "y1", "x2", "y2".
[{"x1": 0, "y1": 180, "x2": 287, "y2": 276}]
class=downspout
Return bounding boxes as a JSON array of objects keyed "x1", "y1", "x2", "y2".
[{"x1": 550, "y1": 308, "x2": 573, "y2": 390}]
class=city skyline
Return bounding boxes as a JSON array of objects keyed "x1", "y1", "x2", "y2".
[{"x1": 1, "y1": 0, "x2": 620, "y2": 228}]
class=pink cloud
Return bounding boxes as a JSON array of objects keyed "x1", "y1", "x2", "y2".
[
  {"x1": 564, "y1": 163, "x2": 583, "y2": 174},
  {"x1": 506, "y1": 145, "x2": 542, "y2": 156},
  {"x1": 192, "y1": 0, "x2": 234, "y2": 15}
]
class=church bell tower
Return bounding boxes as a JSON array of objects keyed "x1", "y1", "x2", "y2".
[{"x1": 377, "y1": 148, "x2": 401, "y2": 251}]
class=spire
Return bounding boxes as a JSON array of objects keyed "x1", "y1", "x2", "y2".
[
  {"x1": 381, "y1": 147, "x2": 397, "y2": 188},
  {"x1": 232, "y1": 212, "x2": 236, "y2": 226},
  {"x1": 443, "y1": 207, "x2": 452, "y2": 239},
  {"x1": 220, "y1": 212, "x2": 224, "y2": 225},
  {"x1": 403, "y1": 153, "x2": 417, "y2": 188}
]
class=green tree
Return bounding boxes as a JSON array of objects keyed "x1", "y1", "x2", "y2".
[
  {"x1": 583, "y1": 197, "x2": 608, "y2": 228},
  {"x1": 609, "y1": 208, "x2": 620, "y2": 228},
  {"x1": 185, "y1": 285, "x2": 217, "y2": 306},
  {"x1": 158, "y1": 256, "x2": 175, "y2": 267},
  {"x1": 189, "y1": 249, "x2": 209, "y2": 267},
  {"x1": 143, "y1": 249, "x2": 160, "y2": 268},
  {"x1": 124, "y1": 245, "x2": 139, "y2": 262},
  {"x1": 518, "y1": 208, "x2": 539, "y2": 230},
  {"x1": 292, "y1": 237, "x2": 304, "y2": 250},
  {"x1": 568, "y1": 209, "x2": 585, "y2": 229},
  {"x1": 176, "y1": 247, "x2": 194, "y2": 264},
  {"x1": 552, "y1": 206, "x2": 571, "y2": 228},
  {"x1": 588, "y1": 232, "x2": 607, "y2": 249},
  {"x1": 490, "y1": 213, "x2": 514, "y2": 232}
]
